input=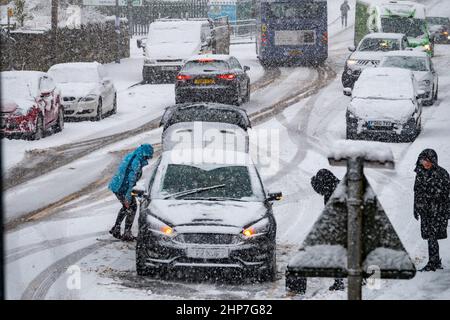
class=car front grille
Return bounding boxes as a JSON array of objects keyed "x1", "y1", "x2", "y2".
[
  {"x1": 176, "y1": 233, "x2": 237, "y2": 245},
  {"x1": 357, "y1": 60, "x2": 380, "y2": 67}
]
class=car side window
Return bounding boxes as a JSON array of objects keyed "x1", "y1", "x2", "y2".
[
  {"x1": 230, "y1": 58, "x2": 242, "y2": 70},
  {"x1": 40, "y1": 75, "x2": 55, "y2": 93}
]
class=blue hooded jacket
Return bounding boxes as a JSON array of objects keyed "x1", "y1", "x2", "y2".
[{"x1": 109, "y1": 144, "x2": 154, "y2": 202}]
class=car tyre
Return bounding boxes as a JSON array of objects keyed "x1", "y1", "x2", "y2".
[
  {"x1": 31, "y1": 115, "x2": 44, "y2": 141},
  {"x1": 95, "y1": 98, "x2": 103, "y2": 121},
  {"x1": 54, "y1": 107, "x2": 64, "y2": 133},
  {"x1": 434, "y1": 84, "x2": 438, "y2": 101},
  {"x1": 233, "y1": 85, "x2": 242, "y2": 106},
  {"x1": 286, "y1": 276, "x2": 307, "y2": 295},
  {"x1": 244, "y1": 82, "x2": 251, "y2": 103},
  {"x1": 111, "y1": 94, "x2": 117, "y2": 115},
  {"x1": 258, "y1": 249, "x2": 277, "y2": 282}
]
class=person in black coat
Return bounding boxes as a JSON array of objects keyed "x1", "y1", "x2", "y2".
[
  {"x1": 414, "y1": 149, "x2": 450, "y2": 271},
  {"x1": 311, "y1": 169, "x2": 344, "y2": 291}
]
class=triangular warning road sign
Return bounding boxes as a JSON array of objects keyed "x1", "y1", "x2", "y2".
[{"x1": 286, "y1": 173, "x2": 416, "y2": 280}]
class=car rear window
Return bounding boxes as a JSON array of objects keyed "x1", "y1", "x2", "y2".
[
  {"x1": 182, "y1": 60, "x2": 229, "y2": 73},
  {"x1": 381, "y1": 56, "x2": 429, "y2": 72}
]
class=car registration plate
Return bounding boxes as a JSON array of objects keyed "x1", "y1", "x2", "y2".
[
  {"x1": 288, "y1": 50, "x2": 303, "y2": 56},
  {"x1": 368, "y1": 120, "x2": 391, "y2": 127},
  {"x1": 161, "y1": 66, "x2": 178, "y2": 71},
  {"x1": 186, "y1": 247, "x2": 229, "y2": 259},
  {"x1": 194, "y1": 78, "x2": 215, "y2": 85}
]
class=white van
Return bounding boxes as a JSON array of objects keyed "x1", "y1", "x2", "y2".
[{"x1": 140, "y1": 19, "x2": 214, "y2": 83}]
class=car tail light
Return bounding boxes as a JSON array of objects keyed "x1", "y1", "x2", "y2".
[
  {"x1": 217, "y1": 74, "x2": 236, "y2": 80},
  {"x1": 322, "y1": 32, "x2": 328, "y2": 44},
  {"x1": 198, "y1": 58, "x2": 215, "y2": 62},
  {"x1": 176, "y1": 74, "x2": 191, "y2": 81}
]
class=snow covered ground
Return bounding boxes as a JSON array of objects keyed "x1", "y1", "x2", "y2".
[{"x1": 4, "y1": 0, "x2": 450, "y2": 300}]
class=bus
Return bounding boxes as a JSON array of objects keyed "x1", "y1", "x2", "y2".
[
  {"x1": 355, "y1": 1, "x2": 434, "y2": 56},
  {"x1": 256, "y1": 0, "x2": 328, "y2": 66}
]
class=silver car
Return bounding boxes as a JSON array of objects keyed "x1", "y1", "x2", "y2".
[
  {"x1": 48, "y1": 62, "x2": 117, "y2": 120},
  {"x1": 379, "y1": 51, "x2": 439, "y2": 106}
]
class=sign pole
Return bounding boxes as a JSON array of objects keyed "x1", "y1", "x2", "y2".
[{"x1": 346, "y1": 157, "x2": 364, "y2": 300}]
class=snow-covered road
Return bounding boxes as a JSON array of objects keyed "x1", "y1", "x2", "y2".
[{"x1": 4, "y1": 0, "x2": 450, "y2": 300}]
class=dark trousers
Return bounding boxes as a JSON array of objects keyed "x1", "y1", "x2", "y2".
[
  {"x1": 428, "y1": 239, "x2": 440, "y2": 263},
  {"x1": 341, "y1": 14, "x2": 348, "y2": 27},
  {"x1": 113, "y1": 194, "x2": 137, "y2": 232}
]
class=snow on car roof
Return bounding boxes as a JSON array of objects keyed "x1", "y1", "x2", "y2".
[
  {"x1": 161, "y1": 148, "x2": 254, "y2": 167},
  {"x1": 354, "y1": 67, "x2": 415, "y2": 100},
  {"x1": 379, "y1": 1, "x2": 426, "y2": 19},
  {"x1": 150, "y1": 19, "x2": 208, "y2": 29},
  {"x1": 363, "y1": 32, "x2": 405, "y2": 40},
  {"x1": 48, "y1": 62, "x2": 101, "y2": 70},
  {"x1": 383, "y1": 50, "x2": 429, "y2": 58},
  {"x1": 187, "y1": 54, "x2": 232, "y2": 62}
]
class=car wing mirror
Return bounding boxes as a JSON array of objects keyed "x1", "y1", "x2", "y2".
[
  {"x1": 343, "y1": 87, "x2": 353, "y2": 96},
  {"x1": 244, "y1": 66, "x2": 250, "y2": 72},
  {"x1": 267, "y1": 192, "x2": 282, "y2": 202},
  {"x1": 102, "y1": 77, "x2": 112, "y2": 85},
  {"x1": 131, "y1": 188, "x2": 148, "y2": 199},
  {"x1": 348, "y1": 46, "x2": 356, "y2": 52}
]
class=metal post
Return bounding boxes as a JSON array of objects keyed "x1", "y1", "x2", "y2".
[
  {"x1": 346, "y1": 157, "x2": 364, "y2": 300},
  {"x1": 115, "y1": 0, "x2": 121, "y2": 63}
]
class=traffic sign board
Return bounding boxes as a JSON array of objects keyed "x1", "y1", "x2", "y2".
[
  {"x1": 286, "y1": 174, "x2": 416, "y2": 291},
  {"x1": 83, "y1": 0, "x2": 142, "y2": 6}
]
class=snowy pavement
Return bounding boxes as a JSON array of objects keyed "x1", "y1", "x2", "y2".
[{"x1": 4, "y1": 0, "x2": 450, "y2": 300}]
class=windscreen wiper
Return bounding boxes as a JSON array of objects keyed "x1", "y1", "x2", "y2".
[
  {"x1": 182, "y1": 196, "x2": 247, "y2": 202},
  {"x1": 163, "y1": 184, "x2": 226, "y2": 199}
]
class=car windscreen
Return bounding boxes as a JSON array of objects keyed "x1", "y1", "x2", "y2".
[
  {"x1": 182, "y1": 60, "x2": 229, "y2": 73},
  {"x1": 48, "y1": 67, "x2": 99, "y2": 83},
  {"x1": 381, "y1": 17, "x2": 426, "y2": 38},
  {"x1": 381, "y1": 56, "x2": 429, "y2": 71},
  {"x1": 358, "y1": 38, "x2": 400, "y2": 52},
  {"x1": 426, "y1": 17, "x2": 450, "y2": 26},
  {"x1": 157, "y1": 164, "x2": 254, "y2": 200},
  {"x1": 163, "y1": 107, "x2": 249, "y2": 131},
  {"x1": 1, "y1": 74, "x2": 38, "y2": 101},
  {"x1": 268, "y1": 2, "x2": 325, "y2": 19}
]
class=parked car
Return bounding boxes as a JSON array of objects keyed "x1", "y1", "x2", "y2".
[
  {"x1": 379, "y1": 51, "x2": 438, "y2": 106},
  {"x1": 426, "y1": 16, "x2": 450, "y2": 44},
  {"x1": 345, "y1": 67, "x2": 423, "y2": 142},
  {"x1": 0, "y1": 71, "x2": 64, "y2": 140},
  {"x1": 140, "y1": 19, "x2": 216, "y2": 83},
  {"x1": 133, "y1": 147, "x2": 281, "y2": 280},
  {"x1": 175, "y1": 55, "x2": 251, "y2": 105},
  {"x1": 342, "y1": 33, "x2": 409, "y2": 89},
  {"x1": 48, "y1": 62, "x2": 116, "y2": 121}
]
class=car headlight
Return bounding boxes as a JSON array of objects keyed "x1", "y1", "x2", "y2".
[
  {"x1": 421, "y1": 80, "x2": 431, "y2": 87},
  {"x1": 242, "y1": 218, "x2": 270, "y2": 239},
  {"x1": 80, "y1": 94, "x2": 98, "y2": 102},
  {"x1": 147, "y1": 214, "x2": 175, "y2": 237},
  {"x1": 423, "y1": 44, "x2": 431, "y2": 51},
  {"x1": 347, "y1": 59, "x2": 357, "y2": 67},
  {"x1": 12, "y1": 107, "x2": 25, "y2": 116}
]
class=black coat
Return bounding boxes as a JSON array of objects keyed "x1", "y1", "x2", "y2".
[
  {"x1": 414, "y1": 149, "x2": 450, "y2": 240},
  {"x1": 311, "y1": 169, "x2": 340, "y2": 205}
]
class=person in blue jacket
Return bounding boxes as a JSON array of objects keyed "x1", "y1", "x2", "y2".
[{"x1": 108, "y1": 144, "x2": 154, "y2": 241}]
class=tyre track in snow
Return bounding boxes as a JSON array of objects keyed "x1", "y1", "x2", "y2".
[
  {"x1": 15, "y1": 64, "x2": 336, "y2": 300},
  {"x1": 4, "y1": 68, "x2": 281, "y2": 191}
]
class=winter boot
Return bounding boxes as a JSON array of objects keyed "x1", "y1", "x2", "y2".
[
  {"x1": 109, "y1": 225, "x2": 121, "y2": 239},
  {"x1": 434, "y1": 259, "x2": 443, "y2": 270},
  {"x1": 329, "y1": 279, "x2": 345, "y2": 291},
  {"x1": 121, "y1": 230, "x2": 136, "y2": 242},
  {"x1": 419, "y1": 261, "x2": 437, "y2": 272}
]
